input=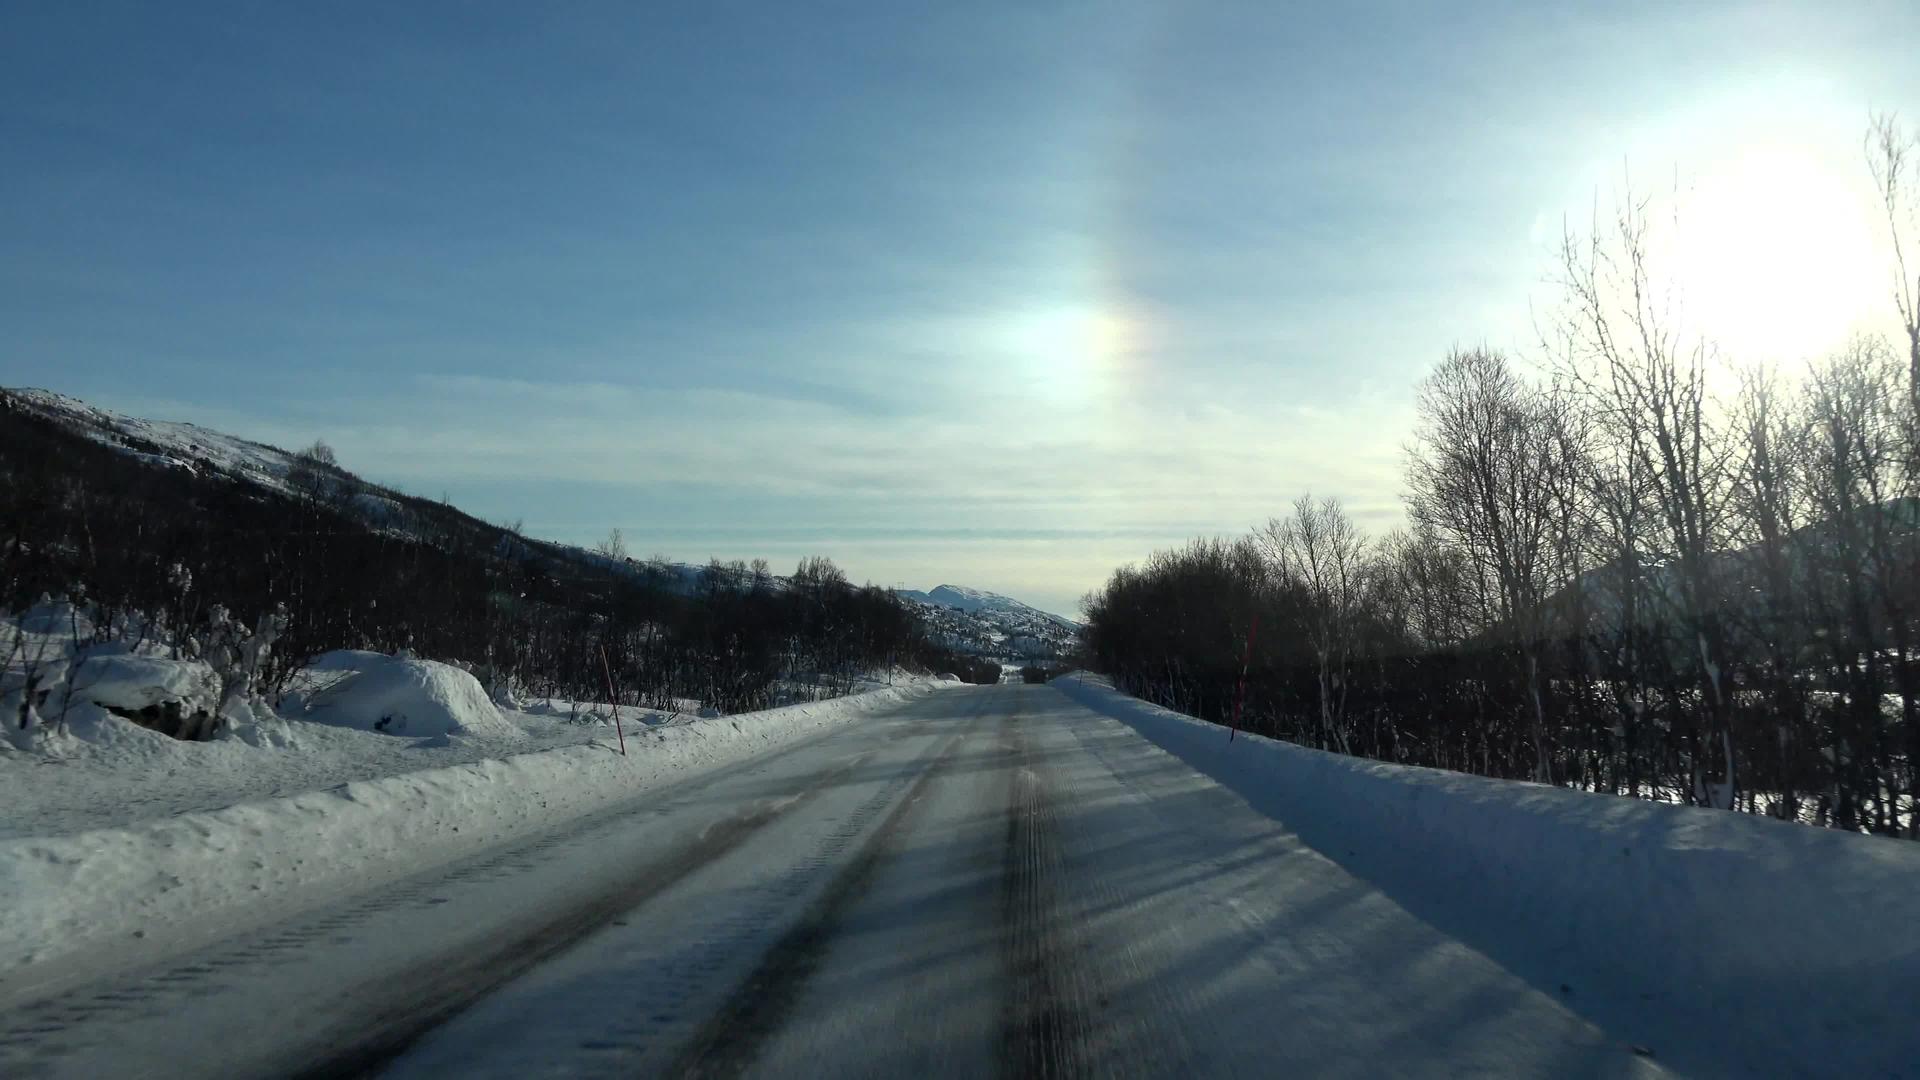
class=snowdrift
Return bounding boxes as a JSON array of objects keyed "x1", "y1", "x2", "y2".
[
  {"x1": 1056, "y1": 673, "x2": 1920, "y2": 1077},
  {"x1": 286, "y1": 650, "x2": 520, "y2": 739},
  {"x1": 0, "y1": 679, "x2": 945, "y2": 983}
]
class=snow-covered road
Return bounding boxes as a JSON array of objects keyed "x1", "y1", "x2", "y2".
[{"x1": 3, "y1": 685, "x2": 1682, "y2": 1077}]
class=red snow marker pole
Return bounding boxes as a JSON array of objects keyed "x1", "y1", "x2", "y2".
[
  {"x1": 1229, "y1": 614, "x2": 1259, "y2": 743},
  {"x1": 599, "y1": 646, "x2": 626, "y2": 757}
]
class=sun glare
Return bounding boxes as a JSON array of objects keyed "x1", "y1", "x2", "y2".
[
  {"x1": 1663, "y1": 144, "x2": 1885, "y2": 366},
  {"x1": 1002, "y1": 305, "x2": 1148, "y2": 403}
]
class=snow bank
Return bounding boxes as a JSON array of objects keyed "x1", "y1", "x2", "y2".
[
  {"x1": 1055, "y1": 674, "x2": 1920, "y2": 1076},
  {"x1": 286, "y1": 650, "x2": 521, "y2": 739},
  {"x1": 0, "y1": 679, "x2": 946, "y2": 981}
]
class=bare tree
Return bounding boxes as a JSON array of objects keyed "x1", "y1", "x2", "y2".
[
  {"x1": 1378, "y1": 527, "x2": 1474, "y2": 653},
  {"x1": 1868, "y1": 113, "x2": 1920, "y2": 418},
  {"x1": 1552, "y1": 194, "x2": 1740, "y2": 807},
  {"x1": 1726, "y1": 366, "x2": 1813, "y2": 818},
  {"x1": 1799, "y1": 336, "x2": 1915, "y2": 833},
  {"x1": 302, "y1": 439, "x2": 338, "y2": 467},
  {"x1": 1407, "y1": 348, "x2": 1569, "y2": 781},
  {"x1": 287, "y1": 440, "x2": 343, "y2": 507},
  {"x1": 1259, "y1": 495, "x2": 1370, "y2": 753}
]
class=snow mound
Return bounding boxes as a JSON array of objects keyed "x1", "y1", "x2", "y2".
[
  {"x1": 290, "y1": 651, "x2": 521, "y2": 739},
  {"x1": 68, "y1": 648, "x2": 222, "y2": 718}
]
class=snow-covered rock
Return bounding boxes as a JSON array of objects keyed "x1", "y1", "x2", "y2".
[
  {"x1": 66, "y1": 648, "x2": 222, "y2": 719},
  {"x1": 287, "y1": 651, "x2": 522, "y2": 739},
  {"x1": 2, "y1": 617, "x2": 228, "y2": 745}
]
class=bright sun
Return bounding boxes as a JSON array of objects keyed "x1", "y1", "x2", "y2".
[
  {"x1": 1002, "y1": 304, "x2": 1150, "y2": 404},
  {"x1": 1662, "y1": 143, "x2": 1886, "y2": 366}
]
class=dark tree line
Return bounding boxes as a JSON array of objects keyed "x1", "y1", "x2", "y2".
[
  {"x1": 1083, "y1": 117, "x2": 1920, "y2": 837},
  {"x1": 1, "y1": 400, "x2": 996, "y2": 734}
]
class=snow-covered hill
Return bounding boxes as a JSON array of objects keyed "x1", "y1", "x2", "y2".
[
  {"x1": 4, "y1": 389, "x2": 308, "y2": 495},
  {"x1": 899, "y1": 585, "x2": 1076, "y2": 628},
  {"x1": 1, "y1": 390, "x2": 747, "y2": 594},
  {"x1": 897, "y1": 584, "x2": 1078, "y2": 664},
  {"x1": 4, "y1": 389, "x2": 1071, "y2": 665}
]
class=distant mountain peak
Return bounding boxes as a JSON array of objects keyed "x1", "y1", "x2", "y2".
[
  {"x1": 893, "y1": 582, "x2": 1078, "y2": 664},
  {"x1": 900, "y1": 583, "x2": 1078, "y2": 630}
]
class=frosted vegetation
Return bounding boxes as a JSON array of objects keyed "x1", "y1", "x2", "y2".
[{"x1": 2, "y1": 595, "x2": 287, "y2": 753}]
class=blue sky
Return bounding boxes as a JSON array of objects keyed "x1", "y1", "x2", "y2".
[{"x1": 6, "y1": 2, "x2": 1918, "y2": 617}]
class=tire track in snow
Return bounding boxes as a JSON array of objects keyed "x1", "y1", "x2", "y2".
[
  {"x1": 293, "y1": 744, "x2": 884, "y2": 1080},
  {"x1": 998, "y1": 690, "x2": 1095, "y2": 1079},
  {"x1": 381, "y1": 690, "x2": 995, "y2": 1078},
  {"x1": 0, "y1": 712, "x2": 904, "y2": 1080},
  {"x1": 664, "y1": 711, "x2": 984, "y2": 1078}
]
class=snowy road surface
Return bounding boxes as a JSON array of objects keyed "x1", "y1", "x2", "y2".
[{"x1": 3, "y1": 684, "x2": 1671, "y2": 1078}]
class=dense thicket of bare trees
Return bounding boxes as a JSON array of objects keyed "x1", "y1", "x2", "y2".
[{"x1": 1083, "y1": 118, "x2": 1920, "y2": 836}]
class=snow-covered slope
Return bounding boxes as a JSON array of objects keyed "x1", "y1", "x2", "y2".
[
  {"x1": 897, "y1": 584, "x2": 1078, "y2": 663},
  {"x1": 4, "y1": 389, "x2": 305, "y2": 494},
  {"x1": 4, "y1": 390, "x2": 990, "y2": 624},
  {"x1": 2, "y1": 389, "x2": 657, "y2": 579},
  {"x1": 900, "y1": 584, "x2": 1075, "y2": 628}
]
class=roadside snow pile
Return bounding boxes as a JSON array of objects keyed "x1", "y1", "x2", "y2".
[
  {"x1": 4, "y1": 597, "x2": 291, "y2": 750},
  {"x1": 1057, "y1": 673, "x2": 1920, "y2": 1078},
  {"x1": 67, "y1": 647, "x2": 222, "y2": 718},
  {"x1": 0, "y1": 677, "x2": 951, "y2": 981},
  {"x1": 285, "y1": 650, "x2": 521, "y2": 739},
  {"x1": 3, "y1": 604, "x2": 231, "y2": 746}
]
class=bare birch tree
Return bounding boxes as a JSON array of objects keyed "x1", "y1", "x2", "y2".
[
  {"x1": 1552, "y1": 194, "x2": 1741, "y2": 806},
  {"x1": 1406, "y1": 348, "x2": 1568, "y2": 781},
  {"x1": 1259, "y1": 495, "x2": 1369, "y2": 753}
]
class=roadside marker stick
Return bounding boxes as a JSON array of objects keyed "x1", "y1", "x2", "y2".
[
  {"x1": 1230, "y1": 614, "x2": 1259, "y2": 743},
  {"x1": 600, "y1": 646, "x2": 626, "y2": 756}
]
